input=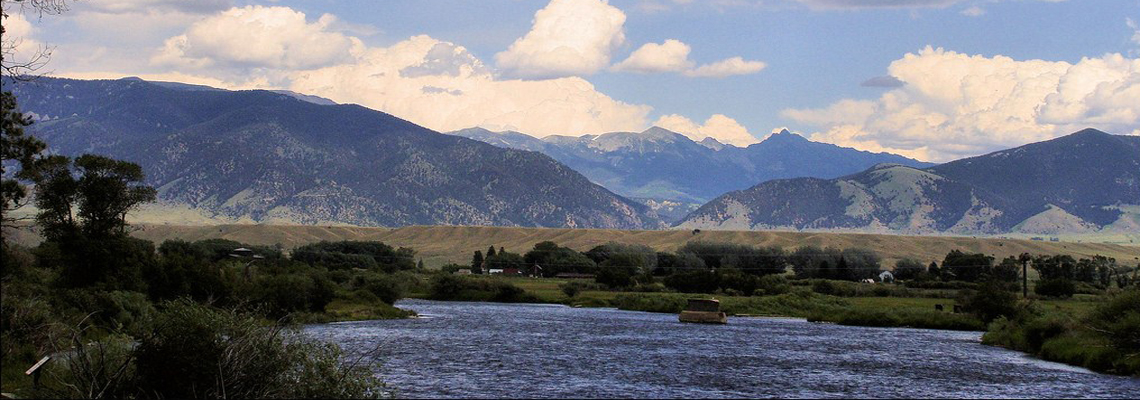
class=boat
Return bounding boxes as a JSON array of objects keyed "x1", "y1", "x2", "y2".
[{"x1": 679, "y1": 298, "x2": 728, "y2": 324}]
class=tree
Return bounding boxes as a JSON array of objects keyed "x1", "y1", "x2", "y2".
[
  {"x1": 893, "y1": 259, "x2": 926, "y2": 280},
  {"x1": 2, "y1": 0, "x2": 70, "y2": 228},
  {"x1": 0, "y1": 90, "x2": 45, "y2": 228},
  {"x1": 73, "y1": 154, "x2": 157, "y2": 237},
  {"x1": 486, "y1": 246, "x2": 496, "y2": 258},
  {"x1": 959, "y1": 280, "x2": 1019, "y2": 323},
  {"x1": 928, "y1": 261, "x2": 940, "y2": 279},
  {"x1": 992, "y1": 256, "x2": 1021, "y2": 282},
  {"x1": 471, "y1": 250, "x2": 484, "y2": 274},
  {"x1": 33, "y1": 154, "x2": 156, "y2": 240},
  {"x1": 942, "y1": 250, "x2": 994, "y2": 282}
]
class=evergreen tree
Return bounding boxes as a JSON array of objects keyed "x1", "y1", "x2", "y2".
[
  {"x1": 0, "y1": 90, "x2": 46, "y2": 228},
  {"x1": 487, "y1": 246, "x2": 497, "y2": 258},
  {"x1": 471, "y1": 250, "x2": 484, "y2": 274}
]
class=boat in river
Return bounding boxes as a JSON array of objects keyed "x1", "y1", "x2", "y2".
[{"x1": 679, "y1": 298, "x2": 727, "y2": 324}]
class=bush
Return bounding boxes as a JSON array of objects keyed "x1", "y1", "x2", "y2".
[
  {"x1": 427, "y1": 275, "x2": 537, "y2": 303},
  {"x1": 1023, "y1": 316, "x2": 1070, "y2": 352},
  {"x1": 353, "y1": 274, "x2": 406, "y2": 304},
  {"x1": 959, "y1": 280, "x2": 1019, "y2": 323},
  {"x1": 1087, "y1": 288, "x2": 1140, "y2": 353},
  {"x1": 134, "y1": 300, "x2": 384, "y2": 399},
  {"x1": 1035, "y1": 278, "x2": 1076, "y2": 298},
  {"x1": 811, "y1": 280, "x2": 836, "y2": 295},
  {"x1": 560, "y1": 282, "x2": 582, "y2": 298}
]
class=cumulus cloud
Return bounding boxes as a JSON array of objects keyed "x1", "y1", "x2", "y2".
[
  {"x1": 289, "y1": 35, "x2": 651, "y2": 136},
  {"x1": 860, "y1": 75, "x2": 906, "y2": 88},
  {"x1": 611, "y1": 39, "x2": 694, "y2": 73},
  {"x1": 782, "y1": 47, "x2": 1140, "y2": 162},
  {"x1": 653, "y1": 114, "x2": 761, "y2": 146},
  {"x1": 612, "y1": 39, "x2": 766, "y2": 78},
  {"x1": 683, "y1": 57, "x2": 767, "y2": 77},
  {"x1": 1, "y1": 12, "x2": 49, "y2": 72},
  {"x1": 77, "y1": 0, "x2": 231, "y2": 14},
  {"x1": 152, "y1": 6, "x2": 363, "y2": 71},
  {"x1": 494, "y1": 0, "x2": 627, "y2": 79}
]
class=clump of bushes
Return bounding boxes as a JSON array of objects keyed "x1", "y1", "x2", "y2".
[
  {"x1": 1034, "y1": 278, "x2": 1076, "y2": 298},
  {"x1": 983, "y1": 288, "x2": 1140, "y2": 376},
  {"x1": 428, "y1": 275, "x2": 538, "y2": 303},
  {"x1": 39, "y1": 300, "x2": 385, "y2": 399}
]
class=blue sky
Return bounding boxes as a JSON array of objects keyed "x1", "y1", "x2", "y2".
[{"x1": 5, "y1": 0, "x2": 1140, "y2": 161}]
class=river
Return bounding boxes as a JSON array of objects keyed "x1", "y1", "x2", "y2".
[{"x1": 305, "y1": 299, "x2": 1139, "y2": 398}]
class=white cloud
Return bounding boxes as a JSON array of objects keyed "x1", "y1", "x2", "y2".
[
  {"x1": 653, "y1": 114, "x2": 761, "y2": 146},
  {"x1": 494, "y1": 0, "x2": 627, "y2": 79},
  {"x1": 611, "y1": 39, "x2": 694, "y2": 73},
  {"x1": 2, "y1": 12, "x2": 48, "y2": 72},
  {"x1": 152, "y1": 6, "x2": 364, "y2": 71},
  {"x1": 683, "y1": 57, "x2": 767, "y2": 77},
  {"x1": 783, "y1": 47, "x2": 1140, "y2": 162},
  {"x1": 76, "y1": 0, "x2": 231, "y2": 14},
  {"x1": 794, "y1": 0, "x2": 1064, "y2": 10},
  {"x1": 612, "y1": 39, "x2": 766, "y2": 78},
  {"x1": 289, "y1": 35, "x2": 651, "y2": 137},
  {"x1": 1129, "y1": 18, "x2": 1140, "y2": 50},
  {"x1": 961, "y1": 5, "x2": 985, "y2": 17}
]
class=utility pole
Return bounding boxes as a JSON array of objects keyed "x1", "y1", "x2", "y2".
[{"x1": 1019, "y1": 253, "x2": 1031, "y2": 298}]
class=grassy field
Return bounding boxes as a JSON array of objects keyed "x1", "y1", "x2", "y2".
[{"x1": 9, "y1": 224, "x2": 1136, "y2": 270}]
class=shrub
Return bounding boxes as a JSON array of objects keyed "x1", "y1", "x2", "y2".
[
  {"x1": 959, "y1": 280, "x2": 1019, "y2": 323},
  {"x1": 560, "y1": 282, "x2": 582, "y2": 298},
  {"x1": 811, "y1": 280, "x2": 836, "y2": 295},
  {"x1": 1035, "y1": 278, "x2": 1076, "y2": 298},
  {"x1": 353, "y1": 274, "x2": 406, "y2": 304},
  {"x1": 427, "y1": 275, "x2": 537, "y2": 303},
  {"x1": 133, "y1": 300, "x2": 384, "y2": 399},
  {"x1": 1087, "y1": 288, "x2": 1140, "y2": 353}
]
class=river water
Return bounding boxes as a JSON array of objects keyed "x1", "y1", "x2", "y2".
[{"x1": 305, "y1": 299, "x2": 1139, "y2": 398}]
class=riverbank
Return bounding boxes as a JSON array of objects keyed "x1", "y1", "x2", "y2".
[
  {"x1": 308, "y1": 299, "x2": 1140, "y2": 398},
  {"x1": 407, "y1": 275, "x2": 1139, "y2": 376}
]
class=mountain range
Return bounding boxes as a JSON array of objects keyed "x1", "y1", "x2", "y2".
[
  {"x1": 448, "y1": 126, "x2": 931, "y2": 210},
  {"x1": 679, "y1": 129, "x2": 1140, "y2": 235},
  {"x1": 10, "y1": 77, "x2": 1136, "y2": 236},
  {"x1": 9, "y1": 77, "x2": 661, "y2": 229}
]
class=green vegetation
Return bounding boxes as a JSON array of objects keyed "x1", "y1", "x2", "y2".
[
  {"x1": 983, "y1": 289, "x2": 1140, "y2": 376},
  {"x1": 1, "y1": 89, "x2": 412, "y2": 396},
  {"x1": 419, "y1": 240, "x2": 1140, "y2": 376}
]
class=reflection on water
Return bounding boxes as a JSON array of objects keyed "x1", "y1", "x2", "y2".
[{"x1": 305, "y1": 300, "x2": 1139, "y2": 398}]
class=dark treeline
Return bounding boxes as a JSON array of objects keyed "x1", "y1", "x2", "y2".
[{"x1": 449, "y1": 240, "x2": 1138, "y2": 300}]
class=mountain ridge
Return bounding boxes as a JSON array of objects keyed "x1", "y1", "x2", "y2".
[
  {"x1": 10, "y1": 77, "x2": 663, "y2": 229},
  {"x1": 679, "y1": 129, "x2": 1140, "y2": 235}
]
